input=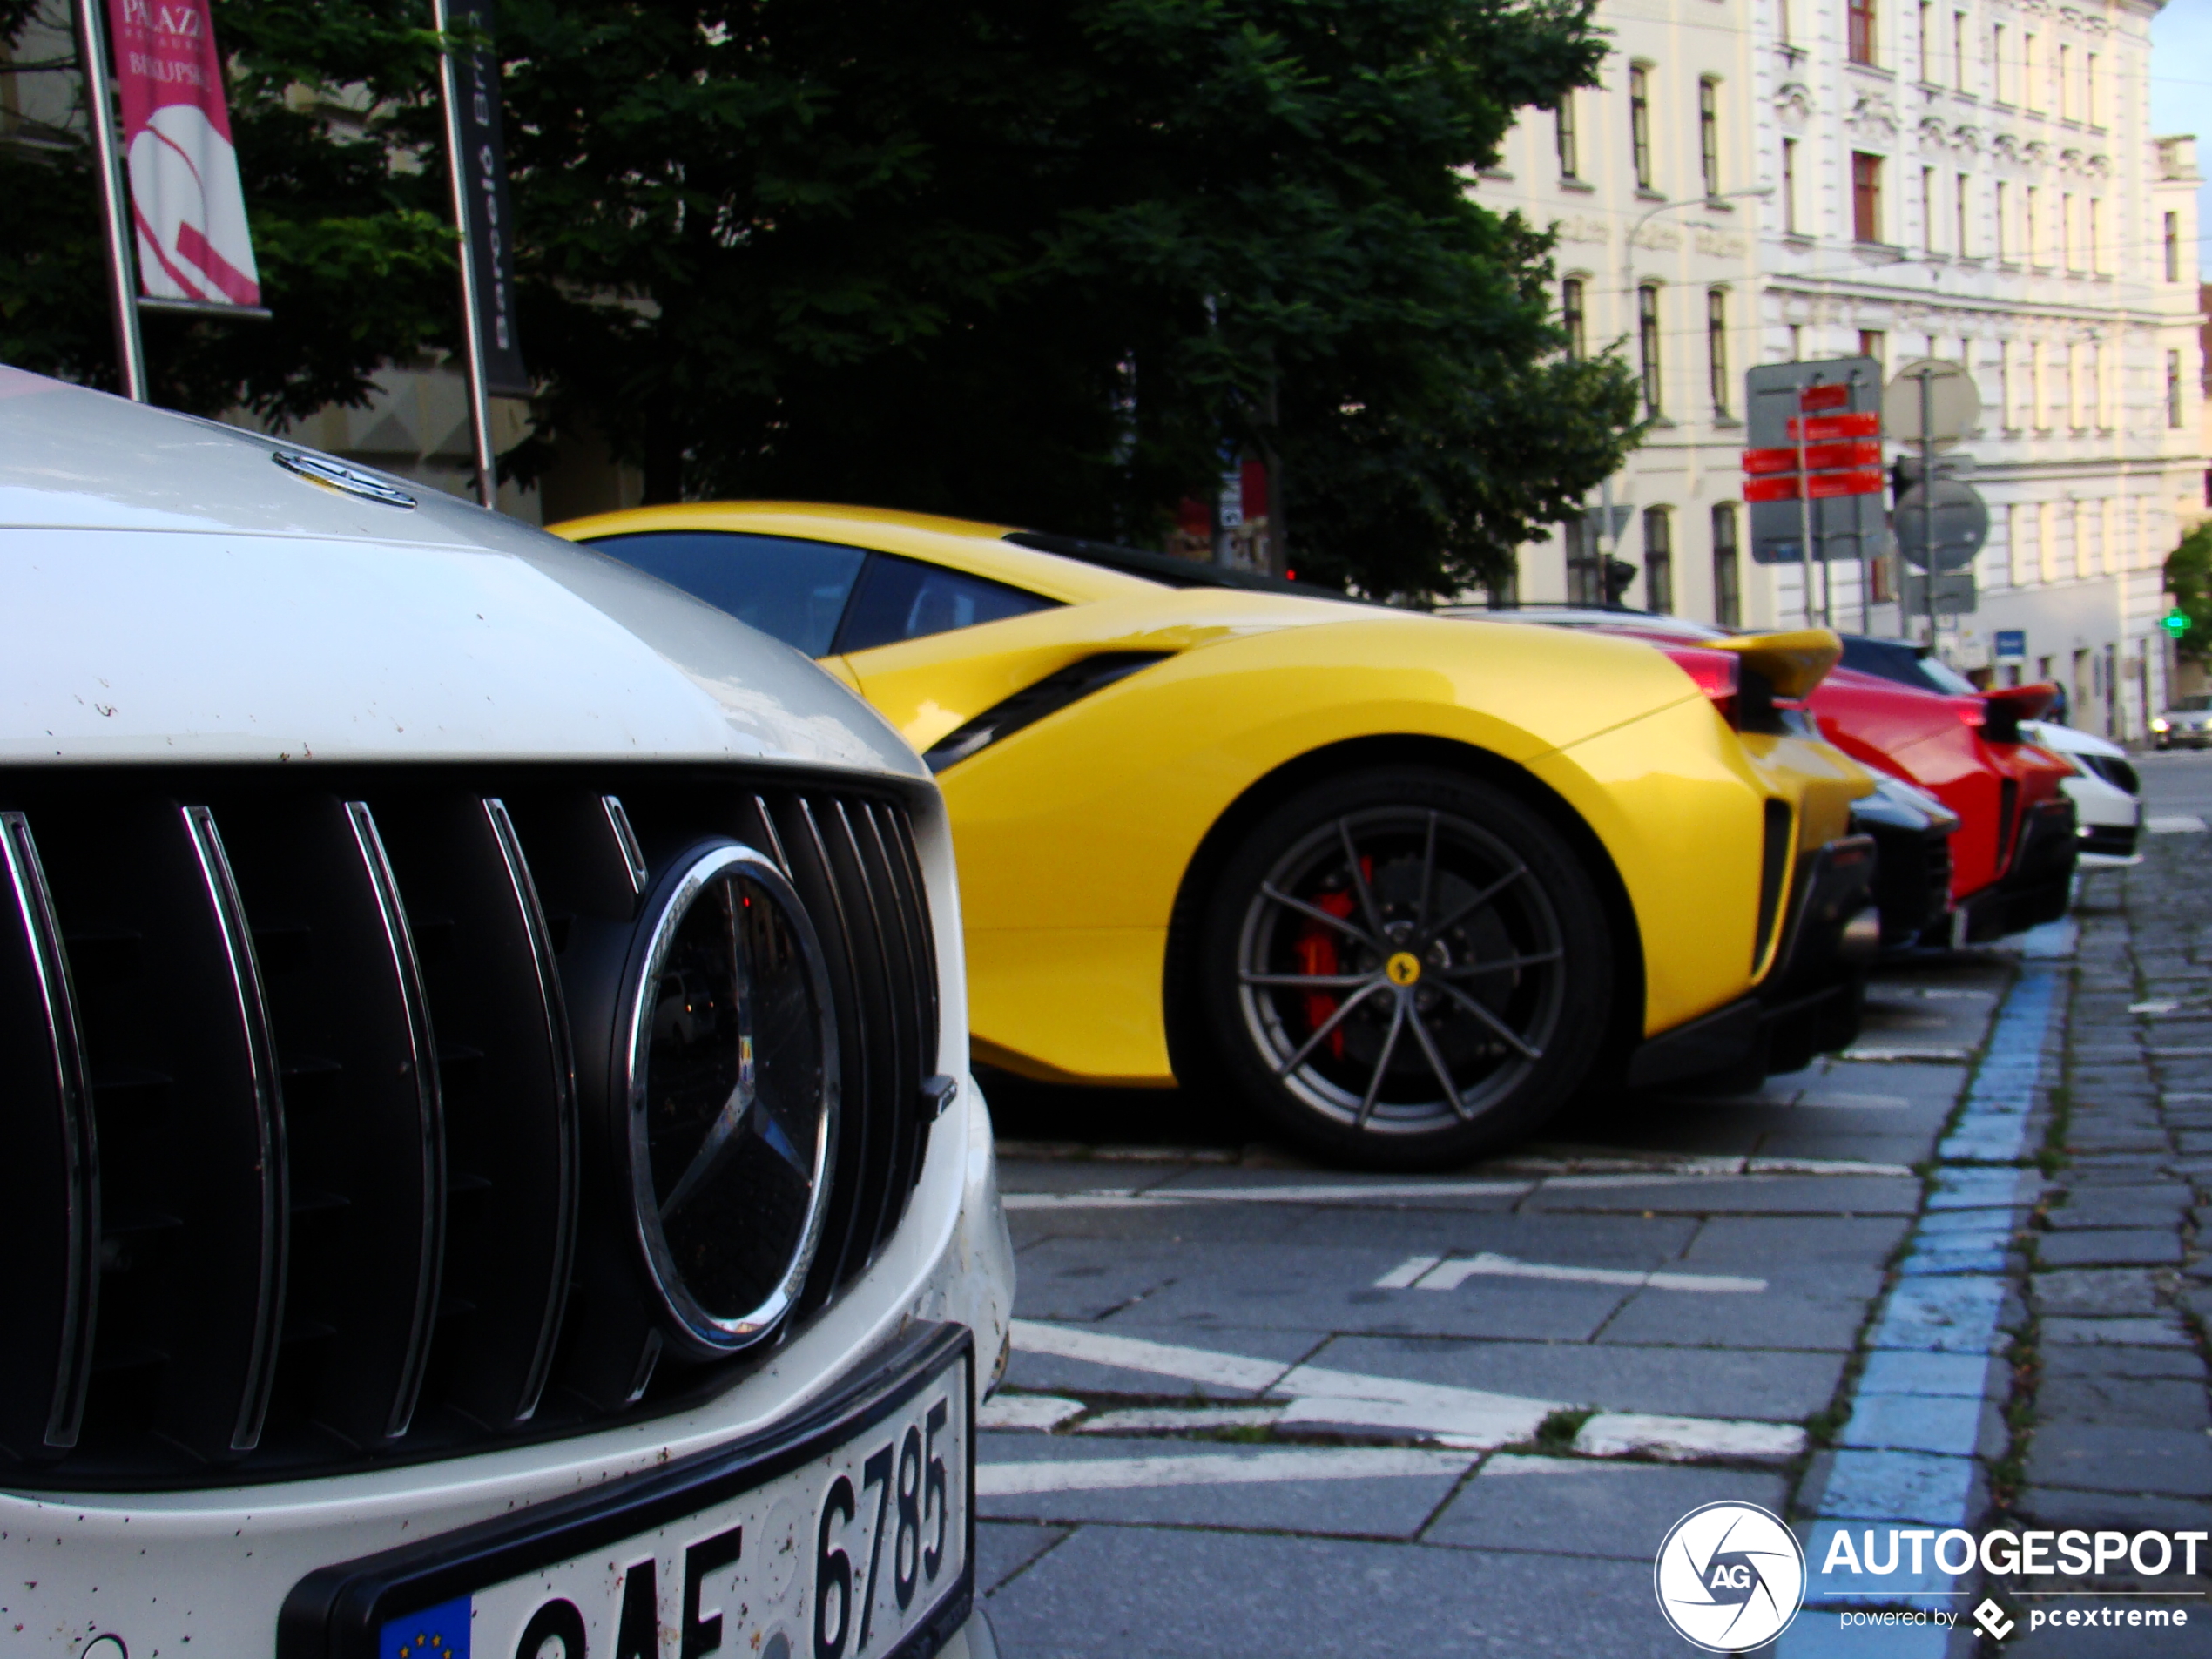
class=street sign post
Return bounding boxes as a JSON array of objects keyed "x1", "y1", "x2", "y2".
[
  {"x1": 1887, "y1": 360, "x2": 1980, "y2": 643},
  {"x1": 1743, "y1": 358, "x2": 1885, "y2": 627},
  {"x1": 1900, "y1": 572, "x2": 1978, "y2": 617},
  {"x1": 1892, "y1": 477, "x2": 1990, "y2": 574}
]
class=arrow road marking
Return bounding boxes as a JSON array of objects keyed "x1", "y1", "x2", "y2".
[{"x1": 1376, "y1": 1252, "x2": 1768, "y2": 1295}]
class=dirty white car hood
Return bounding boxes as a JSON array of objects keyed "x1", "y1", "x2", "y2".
[{"x1": 0, "y1": 368, "x2": 922, "y2": 775}]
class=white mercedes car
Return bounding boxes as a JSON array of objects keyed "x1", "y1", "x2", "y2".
[
  {"x1": 0, "y1": 368, "x2": 1011, "y2": 1659},
  {"x1": 2020, "y1": 719, "x2": 2143, "y2": 867}
]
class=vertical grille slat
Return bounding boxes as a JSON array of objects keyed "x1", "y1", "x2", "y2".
[
  {"x1": 374, "y1": 794, "x2": 579, "y2": 1432},
  {"x1": 179, "y1": 805, "x2": 291, "y2": 1454},
  {"x1": 0, "y1": 813, "x2": 99, "y2": 1457},
  {"x1": 0, "y1": 766, "x2": 941, "y2": 1489},
  {"x1": 341, "y1": 802, "x2": 448, "y2": 1440}
]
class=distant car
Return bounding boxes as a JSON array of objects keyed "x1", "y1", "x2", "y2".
[
  {"x1": 2022, "y1": 719, "x2": 2143, "y2": 867},
  {"x1": 2153, "y1": 693, "x2": 2212, "y2": 750}
]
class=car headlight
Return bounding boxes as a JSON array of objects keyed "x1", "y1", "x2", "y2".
[{"x1": 2153, "y1": 718, "x2": 2171, "y2": 732}]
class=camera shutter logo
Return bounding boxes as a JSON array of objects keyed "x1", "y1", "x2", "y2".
[{"x1": 1654, "y1": 1501, "x2": 1806, "y2": 1651}]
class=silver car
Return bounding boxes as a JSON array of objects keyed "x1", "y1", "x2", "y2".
[
  {"x1": 2154, "y1": 693, "x2": 2212, "y2": 749},
  {"x1": 0, "y1": 368, "x2": 1011, "y2": 1659}
]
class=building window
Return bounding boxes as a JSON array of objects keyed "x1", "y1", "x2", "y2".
[
  {"x1": 1782, "y1": 139, "x2": 1800, "y2": 233},
  {"x1": 1956, "y1": 172, "x2": 1971, "y2": 256},
  {"x1": 1638, "y1": 284, "x2": 1663, "y2": 415},
  {"x1": 2060, "y1": 193, "x2": 2074, "y2": 270},
  {"x1": 1993, "y1": 180, "x2": 2007, "y2": 259},
  {"x1": 2167, "y1": 212, "x2": 2181, "y2": 282},
  {"x1": 1921, "y1": 166, "x2": 1936, "y2": 252},
  {"x1": 1561, "y1": 277, "x2": 1587, "y2": 359},
  {"x1": 1556, "y1": 92, "x2": 1580, "y2": 179},
  {"x1": 2058, "y1": 44, "x2": 2073, "y2": 121},
  {"x1": 1487, "y1": 559, "x2": 1520, "y2": 609},
  {"x1": 1711, "y1": 505, "x2": 1742, "y2": 629},
  {"x1": 2172, "y1": 352, "x2": 2187, "y2": 428},
  {"x1": 1849, "y1": 0, "x2": 1878, "y2": 65},
  {"x1": 1953, "y1": 11, "x2": 1967, "y2": 91},
  {"x1": 2023, "y1": 32, "x2": 2040, "y2": 112},
  {"x1": 1992, "y1": 24, "x2": 2007, "y2": 102},
  {"x1": 2025, "y1": 185, "x2": 2040, "y2": 264},
  {"x1": 1643, "y1": 509, "x2": 1675, "y2": 615},
  {"x1": 1852, "y1": 153, "x2": 1885, "y2": 244},
  {"x1": 2086, "y1": 51, "x2": 2100, "y2": 127},
  {"x1": 1630, "y1": 66, "x2": 1654, "y2": 191},
  {"x1": 1708, "y1": 288, "x2": 1731, "y2": 415},
  {"x1": 1919, "y1": 0, "x2": 1932, "y2": 68},
  {"x1": 1859, "y1": 329, "x2": 1887, "y2": 370},
  {"x1": 1698, "y1": 78, "x2": 1722, "y2": 198},
  {"x1": 2087, "y1": 199, "x2": 2101, "y2": 274},
  {"x1": 1563, "y1": 519, "x2": 1603, "y2": 605}
]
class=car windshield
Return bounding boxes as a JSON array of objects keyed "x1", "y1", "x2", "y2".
[
  {"x1": 585, "y1": 530, "x2": 865, "y2": 656},
  {"x1": 1839, "y1": 636, "x2": 1978, "y2": 696},
  {"x1": 2175, "y1": 695, "x2": 2212, "y2": 712}
]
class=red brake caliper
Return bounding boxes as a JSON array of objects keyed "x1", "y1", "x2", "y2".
[{"x1": 1294, "y1": 889, "x2": 1359, "y2": 1060}]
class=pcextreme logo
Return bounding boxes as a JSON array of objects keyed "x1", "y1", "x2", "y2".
[{"x1": 1654, "y1": 1501, "x2": 1806, "y2": 1652}]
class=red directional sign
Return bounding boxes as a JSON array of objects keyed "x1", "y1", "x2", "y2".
[
  {"x1": 1743, "y1": 440, "x2": 1880, "y2": 475},
  {"x1": 1797, "y1": 382, "x2": 1852, "y2": 412},
  {"x1": 1743, "y1": 469, "x2": 1885, "y2": 502},
  {"x1": 1785, "y1": 411, "x2": 1881, "y2": 442}
]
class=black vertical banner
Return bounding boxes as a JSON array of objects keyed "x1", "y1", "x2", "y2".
[{"x1": 448, "y1": 0, "x2": 529, "y2": 395}]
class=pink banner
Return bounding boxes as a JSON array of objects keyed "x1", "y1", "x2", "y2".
[{"x1": 105, "y1": 0, "x2": 260, "y2": 307}]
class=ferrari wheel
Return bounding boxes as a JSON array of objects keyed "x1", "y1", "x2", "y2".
[{"x1": 1197, "y1": 768, "x2": 1613, "y2": 1170}]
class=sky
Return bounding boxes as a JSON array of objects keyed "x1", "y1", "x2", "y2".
[{"x1": 2154, "y1": 0, "x2": 2212, "y2": 256}]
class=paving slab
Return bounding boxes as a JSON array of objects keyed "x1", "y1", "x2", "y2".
[
  {"x1": 974, "y1": 1433, "x2": 1474, "y2": 1536},
  {"x1": 2039, "y1": 1344, "x2": 2210, "y2": 1384},
  {"x1": 976, "y1": 1521, "x2": 1069, "y2": 1595},
  {"x1": 1425, "y1": 1454, "x2": 1786, "y2": 1561},
  {"x1": 982, "y1": 1525, "x2": 1693, "y2": 1659},
  {"x1": 2023, "y1": 1423, "x2": 2212, "y2": 1498},
  {"x1": 2040, "y1": 1315, "x2": 2195, "y2": 1348},
  {"x1": 1837, "y1": 1393, "x2": 2004, "y2": 1458},
  {"x1": 2027, "y1": 1268, "x2": 2168, "y2": 1316},
  {"x1": 2038, "y1": 1375, "x2": 2212, "y2": 1431},
  {"x1": 1807, "y1": 1447, "x2": 1983, "y2": 1525}
]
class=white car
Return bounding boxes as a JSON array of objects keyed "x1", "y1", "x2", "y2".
[
  {"x1": 2152, "y1": 694, "x2": 2212, "y2": 749},
  {"x1": 0, "y1": 369, "x2": 1011, "y2": 1659},
  {"x1": 2021, "y1": 720, "x2": 2142, "y2": 867}
]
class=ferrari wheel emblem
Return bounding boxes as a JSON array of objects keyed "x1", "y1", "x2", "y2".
[{"x1": 1385, "y1": 951, "x2": 1423, "y2": 986}]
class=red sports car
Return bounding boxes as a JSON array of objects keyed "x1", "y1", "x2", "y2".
[{"x1": 1471, "y1": 610, "x2": 2076, "y2": 946}]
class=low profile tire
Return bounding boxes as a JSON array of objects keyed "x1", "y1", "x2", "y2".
[{"x1": 1196, "y1": 767, "x2": 1614, "y2": 1171}]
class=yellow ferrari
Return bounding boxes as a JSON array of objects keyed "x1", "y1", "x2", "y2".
[{"x1": 551, "y1": 504, "x2": 1878, "y2": 1169}]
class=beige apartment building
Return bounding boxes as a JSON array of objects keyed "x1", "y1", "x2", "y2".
[{"x1": 1480, "y1": 0, "x2": 2205, "y2": 740}]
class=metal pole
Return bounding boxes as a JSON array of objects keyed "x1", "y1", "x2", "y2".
[
  {"x1": 431, "y1": 0, "x2": 498, "y2": 510},
  {"x1": 1796, "y1": 390, "x2": 1815, "y2": 625},
  {"x1": 1920, "y1": 368, "x2": 1937, "y2": 648},
  {"x1": 72, "y1": 0, "x2": 146, "y2": 401}
]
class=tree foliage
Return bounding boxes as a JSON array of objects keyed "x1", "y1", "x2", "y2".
[
  {"x1": 2, "y1": 0, "x2": 1642, "y2": 597},
  {"x1": 2167, "y1": 520, "x2": 2212, "y2": 664}
]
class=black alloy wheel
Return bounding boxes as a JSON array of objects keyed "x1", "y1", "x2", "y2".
[{"x1": 1196, "y1": 768, "x2": 1614, "y2": 1170}]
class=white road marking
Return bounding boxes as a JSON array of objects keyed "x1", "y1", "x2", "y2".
[
  {"x1": 977, "y1": 1447, "x2": 1471, "y2": 1497},
  {"x1": 2131, "y1": 1000, "x2": 2183, "y2": 1015},
  {"x1": 1571, "y1": 1412, "x2": 1806, "y2": 1463},
  {"x1": 978, "y1": 1393, "x2": 1086, "y2": 1432},
  {"x1": 1385, "y1": 1252, "x2": 1767, "y2": 1295},
  {"x1": 1001, "y1": 1156, "x2": 1907, "y2": 1211},
  {"x1": 1001, "y1": 1322, "x2": 1806, "y2": 1462},
  {"x1": 1371, "y1": 1254, "x2": 1442, "y2": 1289},
  {"x1": 2148, "y1": 813, "x2": 2208, "y2": 833},
  {"x1": 1008, "y1": 1320, "x2": 1290, "y2": 1391},
  {"x1": 1079, "y1": 1405, "x2": 1286, "y2": 1433}
]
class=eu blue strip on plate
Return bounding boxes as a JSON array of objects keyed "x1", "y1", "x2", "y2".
[{"x1": 380, "y1": 1594, "x2": 470, "y2": 1659}]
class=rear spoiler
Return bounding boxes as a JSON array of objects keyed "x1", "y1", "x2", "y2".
[
  {"x1": 1709, "y1": 629, "x2": 1843, "y2": 699},
  {"x1": 1981, "y1": 682, "x2": 2060, "y2": 742}
]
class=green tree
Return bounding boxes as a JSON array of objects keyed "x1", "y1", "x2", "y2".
[
  {"x1": 2166, "y1": 521, "x2": 2212, "y2": 663},
  {"x1": 0, "y1": 0, "x2": 455, "y2": 421},
  {"x1": 496, "y1": 0, "x2": 1641, "y2": 597}
]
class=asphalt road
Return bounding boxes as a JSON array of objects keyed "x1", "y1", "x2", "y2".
[{"x1": 964, "y1": 764, "x2": 2212, "y2": 1657}]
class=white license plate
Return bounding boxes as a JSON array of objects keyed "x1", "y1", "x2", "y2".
[{"x1": 283, "y1": 1329, "x2": 972, "y2": 1659}]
